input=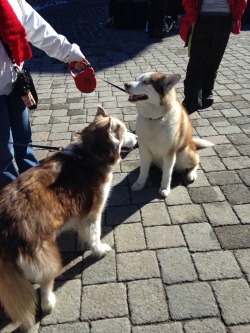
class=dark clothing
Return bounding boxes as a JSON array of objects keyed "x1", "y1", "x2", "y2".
[
  {"x1": 164, "y1": 0, "x2": 184, "y2": 18},
  {"x1": 108, "y1": 0, "x2": 116, "y2": 17},
  {"x1": 184, "y1": 14, "x2": 232, "y2": 107},
  {"x1": 148, "y1": 0, "x2": 165, "y2": 36}
]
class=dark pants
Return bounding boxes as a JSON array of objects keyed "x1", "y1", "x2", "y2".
[
  {"x1": 184, "y1": 15, "x2": 232, "y2": 105},
  {"x1": 164, "y1": 0, "x2": 184, "y2": 18},
  {"x1": 108, "y1": 0, "x2": 116, "y2": 17},
  {"x1": 148, "y1": 0, "x2": 165, "y2": 33}
]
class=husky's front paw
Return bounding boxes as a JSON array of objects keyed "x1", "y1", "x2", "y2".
[
  {"x1": 132, "y1": 181, "x2": 145, "y2": 191},
  {"x1": 159, "y1": 186, "x2": 170, "y2": 198},
  {"x1": 93, "y1": 243, "x2": 111, "y2": 258},
  {"x1": 41, "y1": 292, "x2": 56, "y2": 313},
  {"x1": 186, "y1": 169, "x2": 198, "y2": 182}
]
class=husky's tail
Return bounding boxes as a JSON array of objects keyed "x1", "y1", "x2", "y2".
[
  {"x1": 0, "y1": 260, "x2": 37, "y2": 329},
  {"x1": 193, "y1": 137, "x2": 215, "y2": 150}
]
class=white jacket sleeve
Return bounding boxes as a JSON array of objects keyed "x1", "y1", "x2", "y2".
[{"x1": 19, "y1": 0, "x2": 85, "y2": 63}]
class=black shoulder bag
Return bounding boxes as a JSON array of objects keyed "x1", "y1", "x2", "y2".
[{"x1": 1, "y1": 37, "x2": 38, "y2": 110}]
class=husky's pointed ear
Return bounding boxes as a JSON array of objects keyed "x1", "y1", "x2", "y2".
[
  {"x1": 162, "y1": 74, "x2": 181, "y2": 93},
  {"x1": 96, "y1": 105, "x2": 108, "y2": 118}
]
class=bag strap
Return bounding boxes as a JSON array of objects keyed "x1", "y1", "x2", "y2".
[{"x1": 0, "y1": 35, "x2": 16, "y2": 63}]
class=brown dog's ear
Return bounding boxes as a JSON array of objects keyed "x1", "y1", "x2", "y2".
[
  {"x1": 96, "y1": 105, "x2": 108, "y2": 118},
  {"x1": 162, "y1": 74, "x2": 181, "y2": 93}
]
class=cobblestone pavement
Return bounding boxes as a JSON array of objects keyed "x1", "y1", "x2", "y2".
[{"x1": 1, "y1": 1, "x2": 250, "y2": 332}]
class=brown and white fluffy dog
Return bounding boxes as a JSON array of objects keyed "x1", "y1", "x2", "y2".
[
  {"x1": 124, "y1": 72, "x2": 214, "y2": 197},
  {"x1": 0, "y1": 106, "x2": 137, "y2": 329}
]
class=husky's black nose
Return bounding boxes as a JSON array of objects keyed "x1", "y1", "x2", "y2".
[{"x1": 124, "y1": 83, "x2": 130, "y2": 90}]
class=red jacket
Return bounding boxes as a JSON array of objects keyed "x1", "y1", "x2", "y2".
[{"x1": 180, "y1": 0, "x2": 248, "y2": 42}]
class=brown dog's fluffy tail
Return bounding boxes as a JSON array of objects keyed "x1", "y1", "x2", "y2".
[{"x1": 0, "y1": 260, "x2": 37, "y2": 329}]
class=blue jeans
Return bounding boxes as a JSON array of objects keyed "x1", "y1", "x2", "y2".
[{"x1": 0, "y1": 86, "x2": 39, "y2": 189}]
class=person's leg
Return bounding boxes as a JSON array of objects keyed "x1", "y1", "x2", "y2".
[
  {"x1": 106, "y1": 0, "x2": 116, "y2": 26},
  {"x1": 0, "y1": 94, "x2": 19, "y2": 189},
  {"x1": 201, "y1": 15, "x2": 231, "y2": 106},
  {"x1": 148, "y1": 0, "x2": 164, "y2": 38},
  {"x1": 7, "y1": 86, "x2": 39, "y2": 174},
  {"x1": 183, "y1": 16, "x2": 211, "y2": 113}
]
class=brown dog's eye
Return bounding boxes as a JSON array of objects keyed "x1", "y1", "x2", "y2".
[{"x1": 143, "y1": 80, "x2": 151, "y2": 85}]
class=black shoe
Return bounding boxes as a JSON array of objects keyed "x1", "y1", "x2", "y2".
[
  {"x1": 202, "y1": 93, "x2": 214, "y2": 108},
  {"x1": 182, "y1": 100, "x2": 200, "y2": 115}
]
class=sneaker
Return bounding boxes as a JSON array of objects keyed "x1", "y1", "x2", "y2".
[
  {"x1": 202, "y1": 93, "x2": 214, "y2": 108},
  {"x1": 105, "y1": 17, "x2": 114, "y2": 27}
]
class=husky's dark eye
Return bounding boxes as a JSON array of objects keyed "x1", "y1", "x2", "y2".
[{"x1": 143, "y1": 80, "x2": 151, "y2": 85}]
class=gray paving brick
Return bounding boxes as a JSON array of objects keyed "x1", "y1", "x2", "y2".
[
  {"x1": 82, "y1": 250, "x2": 116, "y2": 285},
  {"x1": 32, "y1": 115, "x2": 50, "y2": 125},
  {"x1": 145, "y1": 225, "x2": 186, "y2": 249},
  {"x1": 214, "y1": 144, "x2": 241, "y2": 158},
  {"x1": 91, "y1": 318, "x2": 130, "y2": 333},
  {"x1": 189, "y1": 186, "x2": 225, "y2": 203},
  {"x1": 166, "y1": 282, "x2": 219, "y2": 320},
  {"x1": 114, "y1": 223, "x2": 146, "y2": 252},
  {"x1": 221, "y1": 109, "x2": 242, "y2": 118},
  {"x1": 106, "y1": 205, "x2": 140, "y2": 226},
  {"x1": 50, "y1": 123, "x2": 69, "y2": 133},
  {"x1": 205, "y1": 135, "x2": 231, "y2": 145},
  {"x1": 117, "y1": 250, "x2": 160, "y2": 281},
  {"x1": 182, "y1": 222, "x2": 221, "y2": 251},
  {"x1": 168, "y1": 204, "x2": 207, "y2": 224},
  {"x1": 184, "y1": 318, "x2": 227, "y2": 333},
  {"x1": 220, "y1": 184, "x2": 250, "y2": 205},
  {"x1": 165, "y1": 186, "x2": 192, "y2": 205},
  {"x1": 203, "y1": 201, "x2": 239, "y2": 226},
  {"x1": 81, "y1": 283, "x2": 128, "y2": 320},
  {"x1": 108, "y1": 186, "x2": 131, "y2": 206},
  {"x1": 237, "y1": 144, "x2": 250, "y2": 156},
  {"x1": 222, "y1": 156, "x2": 250, "y2": 170},
  {"x1": 237, "y1": 169, "x2": 250, "y2": 186},
  {"x1": 157, "y1": 247, "x2": 197, "y2": 284},
  {"x1": 229, "y1": 324, "x2": 250, "y2": 333},
  {"x1": 40, "y1": 322, "x2": 89, "y2": 333},
  {"x1": 128, "y1": 279, "x2": 169, "y2": 325},
  {"x1": 41, "y1": 280, "x2": 81, "y2": 325},
  {"x1": 216, "y1": 125, "x2": 242, "y2": 135},
  {"x1": 196, "y1": 126, "x2": 218, "y2": 137},
  {"x1": 206, "y1": 170, "x2": 242, "y2": 185},
  {"x1": 193, "y1": 250, "x2": 242, "y2": 280},
  {"x1": 233, "y1": 204, "x2": 250, "y2": 223},
  {"x1": 235, "y1": 249, "x2": 250, "y2": 283},
  {"x1": 131, "y1": 187, "x2": 163, "y2": 204},
  {"x1": 200, "y1": 156, "x2": 226, "y2": 172},
  {"x1": 227, "y1": 133, "x2": 250, "y2": 145},
  {"x1": 32, "y1": 131, "x2": 50, "y2": 142},
  {"x1": 215, "y1": 225, "x2": 250, "y2": 249},
  {"x1": 212, "y1": 279, "x2": 250, "y2": 325},
  {"x1": 140, "y1": 202, "x2": 171, "y2": 226},
  {"x1": 132, "y1": 322, "x2": 183, "y2": 333},
  {"x1": 48, "y1": 131, "x2": 71, "y2": 141}
]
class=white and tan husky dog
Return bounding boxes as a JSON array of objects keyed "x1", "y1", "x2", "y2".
[{"x1": 124, "y1": 72, "x2": 214, "y2": 198}]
